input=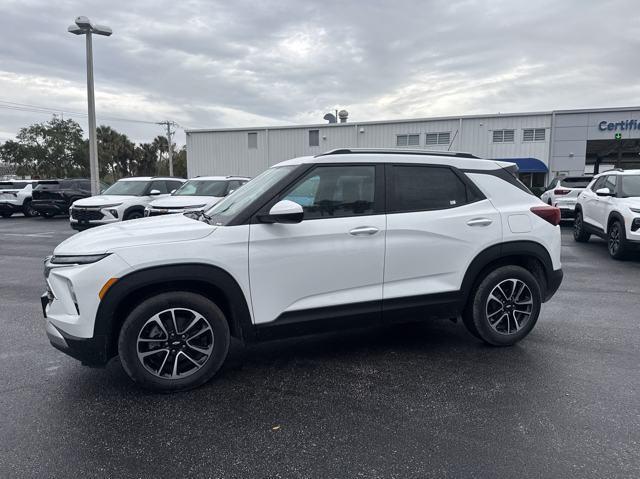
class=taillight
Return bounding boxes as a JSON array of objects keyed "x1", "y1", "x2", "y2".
[
  {"x1": 531, "y1": 206, "x2": 561, "y2": 226},
  {"x1": 554, "y1": 188, "x2": 570, "y2": 195}
]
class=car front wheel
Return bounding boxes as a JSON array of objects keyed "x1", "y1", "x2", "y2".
[
  {"x1": 573, "y1": 210, "x2": 590, "y2": 242},
  {"x1": 608, "y1": 220, "x2": 629, "y2": 260},
  {"x1": 118, "y1": 292, "x2": 230, "y2": 392},
  {"x1": 465, "y1": 265, "x2": 542, "y2": 346}
]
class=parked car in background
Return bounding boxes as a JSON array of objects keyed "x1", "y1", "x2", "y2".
[
  {"x1": 540, "y1": 175, "x2": 593, "y2": 218},
  {"x1": 42, "y1": 149, "x2": 562, "y2": 392},
  {"x1": 0, "y1": 180, "x2": 40, "y2": 217},
  {"x1": 574, "y1": 169, "x2": 640, "y2": 259},
  {"x1": 70, "y1": 176, "x2": 185, "y2": 230},
  {"x1": 144, "y1": 176, "x2": 250, "y2": 217},
  {"x1": 31, "y1": 179, "x2": 92, "y2": 218}
]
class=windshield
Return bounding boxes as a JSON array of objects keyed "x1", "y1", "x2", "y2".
[
  {"x1": 561, "y1": 177, "x2": 593, "y2": 188},
  {"x1": 174, "y1": 180, "x2": 228, "y2": 197},
  {"x1": 102, "y1": 181, "x2": 149, "y2": 196},
  {"x1": 621, "y1": 175, "x2": 640, "y2": 197},
  {"x1": 202, "y1": 166, "x2": 294, "y2": 225}
]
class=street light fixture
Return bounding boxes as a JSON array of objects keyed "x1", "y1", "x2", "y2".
[{"x1": 68, "y1": 16, "x2": 112, "y2": 196}]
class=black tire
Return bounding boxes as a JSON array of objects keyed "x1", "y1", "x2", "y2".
[
  {"x1": 118, "y1": 292, "x2": 230, "y2": 392},
  {"x1": 22, "y1": 201, "x2": 39, "y2": 217},
  {"x1": 607, "y1": 220, "x2": 629, "y2": 260},
  {"x1": 466, "y1": 265, "x2": 542, "y2": 346},
  {"x1": 40, "y1": 211, "x2": 56, "y2": 218},
  {"x1": 124, "y1": 210, "x2": 144, "y2": 221},
  {"x1": 573, "y1": 210, "x2": 590, "y2": 243},
  {"x1": 1, "y1": 212, "x2": 12, "y2": 218}
]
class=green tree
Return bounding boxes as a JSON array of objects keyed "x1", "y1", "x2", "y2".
[{"x1": 97, "y1": 126, "x2": 137, "y2": 182}]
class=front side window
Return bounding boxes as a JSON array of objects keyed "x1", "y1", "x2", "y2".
[
  {"x1": 204, "y1": 166, "x2": 295, "y2": 225},
  {"x1": 620, "y1": 175, "x2": 640, "y2": 197},
  {"x1": 603, "y1": 175, "x2": 617, "y2": 193},
  {"x1": 149, "y1": 180, "x2": 168, "y2": 194},
  {"x1": 174, "y1": 180, "x2": 228, "y2": 197},
  {"x1": 283, "y1": 165, "x2": 376, "y2": 219},
  {"x1": 389, "y1": 165, "x2": 469, "y2": 212},
  {"x1": 102, "y1": 181, "x2": 149, "y2": 196},
  {"x1": 590, "y1": 176, "x2": 607, "y2": 192}
]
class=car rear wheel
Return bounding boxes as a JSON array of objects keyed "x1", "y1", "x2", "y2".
[
  {"x1": 118, "y1": 292, "x2": 230, "y2": 392},
  {"x1": 40, "y1": 211, "x2": 56, "y2": 218},
  {"x1": 608, "y1": 220, "x2": 629, "y2": 260},
  {"x1": 22, "y1": 201, "x2": 39, "y2": 217},
  {"x1": 465, "y1": 265, "x2": 542, "y2": 346},
  {"x1": 573, "y1": 210, "x2": 590, "y2": 242}
]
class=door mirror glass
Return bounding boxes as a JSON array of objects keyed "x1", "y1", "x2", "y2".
[
  {"x1": 262, "y1": 200, "x2": 304, "y2": 224},
  {"x1": 149, "y1": 189, "x2": 161, "y2": 196},
  {"x1": 595, "y1": 187, "x2": 612, "y2": 197}
]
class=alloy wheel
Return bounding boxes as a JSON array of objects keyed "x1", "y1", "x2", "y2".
[
  {"x1": 485, "y1": 278, "x2": 533, "y2": 335},
  {"x1": 136, "y1": 307, "x2": 214, "y2": 379},
  {"x1": 608, "y1": 224, "x2": 620, "y2": 255}
]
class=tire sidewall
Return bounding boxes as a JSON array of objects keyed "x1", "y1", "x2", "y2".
[
  {"x1": 118, "y1": 292, "x2": 230, "y2": 392},
  {"x1": 608, "y1": 220, "x2": 627, "y2": 260},
  {"x1": 472, "y1": 266, "x2": 542, "y2": 346},
  {"x1": 573, "y1": 210, "x2": 589, "y2": 242},
  {"x1": 124, "y1": 210, "x2": 143, "y2": 221}
]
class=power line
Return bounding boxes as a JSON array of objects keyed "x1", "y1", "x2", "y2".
[{"x1": 0, "y1": 98, "x2": 162, "y2": 126}]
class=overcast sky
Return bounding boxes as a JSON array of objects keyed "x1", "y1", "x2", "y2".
[{"x1": 1, "y1": 0, "x2": 639, "y2": 146}]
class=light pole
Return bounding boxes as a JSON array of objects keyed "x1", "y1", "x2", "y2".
[{"x1": 68, "y1": 16, "x2": 112, "y2": 196}]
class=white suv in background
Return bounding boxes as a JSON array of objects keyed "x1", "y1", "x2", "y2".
[
  {"x1": 42, "y1": 149, "x2": 563, "y2": 392},
  {"x1": 70, "y1": 176, "x2": 185, "y2": 230},
  {"x1": 0, "y1": 180, "x2": 40, "y2": 217},
  {"x1": 540, "y1": 176, "x2": 593, "y2": 218},
  {"x1": 574, "y1": 169, "x2": 640, "y2": 259},
  {"x1": 145, "y1": 176, "x2": 250, "y2": 217}
]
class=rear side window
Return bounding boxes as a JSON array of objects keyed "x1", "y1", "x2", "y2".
[{"x1": 389, "y1": 165, "x2": 473, "y2": 212}]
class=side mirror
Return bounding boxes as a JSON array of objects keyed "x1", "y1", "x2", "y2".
[
  {"x1": 260, "y1": 200, "x2": 304, "y2": 224},
  {"x1": 170, "y1": 189, "x2": 176, "y2": 194},
  {"x1": 595, "y1": 187, "x2": 612, "y2": 197},
  {"x1": 149, "y1": 189, "x2": 161, "y2": 196}
]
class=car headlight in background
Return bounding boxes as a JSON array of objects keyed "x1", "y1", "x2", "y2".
[{"x1": 50, "y1": 253, "x2": 110, "y2": 265}]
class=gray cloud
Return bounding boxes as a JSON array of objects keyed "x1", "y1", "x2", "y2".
[{"x1": 1, "y1": 0, "x2": 639, "y2": 145}]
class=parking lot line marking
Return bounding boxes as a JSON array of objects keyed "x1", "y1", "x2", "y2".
[{"x1": 0, "y1": 231, "x2": 57, "y2": 238}]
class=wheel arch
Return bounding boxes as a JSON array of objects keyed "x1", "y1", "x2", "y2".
[
  {"x1": 606, "y1": 211, "x2": 625, "y2": 233},
  {"x1": 460, "y1": 241, "x2": 555, "y2": 307},
  {"x1": 123, "y1": 205, "x2": 145, "y2": 219},
  {"x1": 95, "y1": 263, "x2": 254, "y2": 362}
]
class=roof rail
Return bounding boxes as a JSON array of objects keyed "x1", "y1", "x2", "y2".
[{"x1": 315, "y1": 148, "x2": 480, "y2": 159}]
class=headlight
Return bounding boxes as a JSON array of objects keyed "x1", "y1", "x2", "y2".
[
  {"x1": 630, "y1": 207, "x2": 640, "y2": 214},
  {"x1": 50, "y1": 253, "x2": 110, "y2": 265}
]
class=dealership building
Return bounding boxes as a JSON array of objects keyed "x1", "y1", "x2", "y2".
[{"x1": 186, "y1": 106, "x2": 640, "y2": 188}]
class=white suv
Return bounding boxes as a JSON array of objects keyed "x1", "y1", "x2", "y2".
[
  {"x1": 540, "y1": 176, "x2": 593, "y2": 218},
  {"x1": 145, "y1": 176, "x2": 250, "y2": 217},
  {"x1": 70, "y1": 176, "x2": 185, "y2": 230},
  {"x1": 574, "y1": 169, "x2": 640, "y2": 259},
  {"x1": 0, "y1": 180, "x2": 40, "y2": 217},
  {"x1": 42, "y1": 149, "x2": 563, "y2": 391}
]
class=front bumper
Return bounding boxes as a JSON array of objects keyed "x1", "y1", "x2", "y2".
[
  {"x1": 544, "y1": 268, "x2": 563, "y2": 302},
  {"x1": 32, "y1": 200, "x2": 68, "y2": 215}
]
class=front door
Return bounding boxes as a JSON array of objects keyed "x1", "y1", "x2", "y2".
[{"x1": 248, "y1": 164, "x2": 385, "y2": 327}]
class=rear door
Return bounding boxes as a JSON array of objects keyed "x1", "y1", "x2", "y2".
[
  {"x1": 382, "y1": 164, "x2": 501, "y2": 321},
  {"x1": 248, "y1": 164, "x2": 385, "y2": 327}
]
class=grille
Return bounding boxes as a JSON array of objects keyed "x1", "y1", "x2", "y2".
[{"x1": 72, "y1": 208, "x2": 104, "y2": 221}]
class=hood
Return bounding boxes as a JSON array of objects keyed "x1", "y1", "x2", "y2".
[
  {"x1": 622, "y1": 197, "x2": 640, "y2": 209},
  {"x1": 149, "y1": 195, "x2": 222, "y2": 208},
  {"x1": 55, "y1": 214, "x2": 216, "y2": 255},
  {"x1": 73, "y1": 195, "x2": 138, "y2": 207}
]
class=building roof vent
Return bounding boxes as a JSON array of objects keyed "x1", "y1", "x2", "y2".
[{"x1": 338, "y1": 110, "x2": 349, "y2": 123}]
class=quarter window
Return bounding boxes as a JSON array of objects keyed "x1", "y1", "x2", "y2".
[
  {"x1": 283, "y1": 165, "x2": 376, "y2": 219},
  {"x1": 309, "y1": 129, "x2": 320, "y2": 147},
  {"x1": 493, "y1": 129, "x2": 515, "y2": 143},
  {"x1": 425, "y1": 132, "x2": 451, "y2": 145},
  {"x1": 389, "y1": 165, "x2": 470, "y2": 212},
  {"x1": 396, "y1": 134, "x2": 420, "y2": 146}
]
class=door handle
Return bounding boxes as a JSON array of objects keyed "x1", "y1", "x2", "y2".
[
  {"x1": 467, "y1": 218, "x2": 493, "y2": 227},
  {"x1": 349, "y1": 226, "x2": 379, "y2": 236}
]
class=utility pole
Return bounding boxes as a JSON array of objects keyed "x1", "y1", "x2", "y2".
[{"x1": 158, "y1": 121, "x2": 176, "y2": 176}]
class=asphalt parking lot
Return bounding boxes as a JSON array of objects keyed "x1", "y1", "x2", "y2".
[{"x1": 1, "y1": 215, "x2": 639, "y2": 478}]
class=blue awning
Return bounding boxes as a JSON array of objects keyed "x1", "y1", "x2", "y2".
[{"x1": 497, "y1": 157, "x2": 548, "y2": 173}]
